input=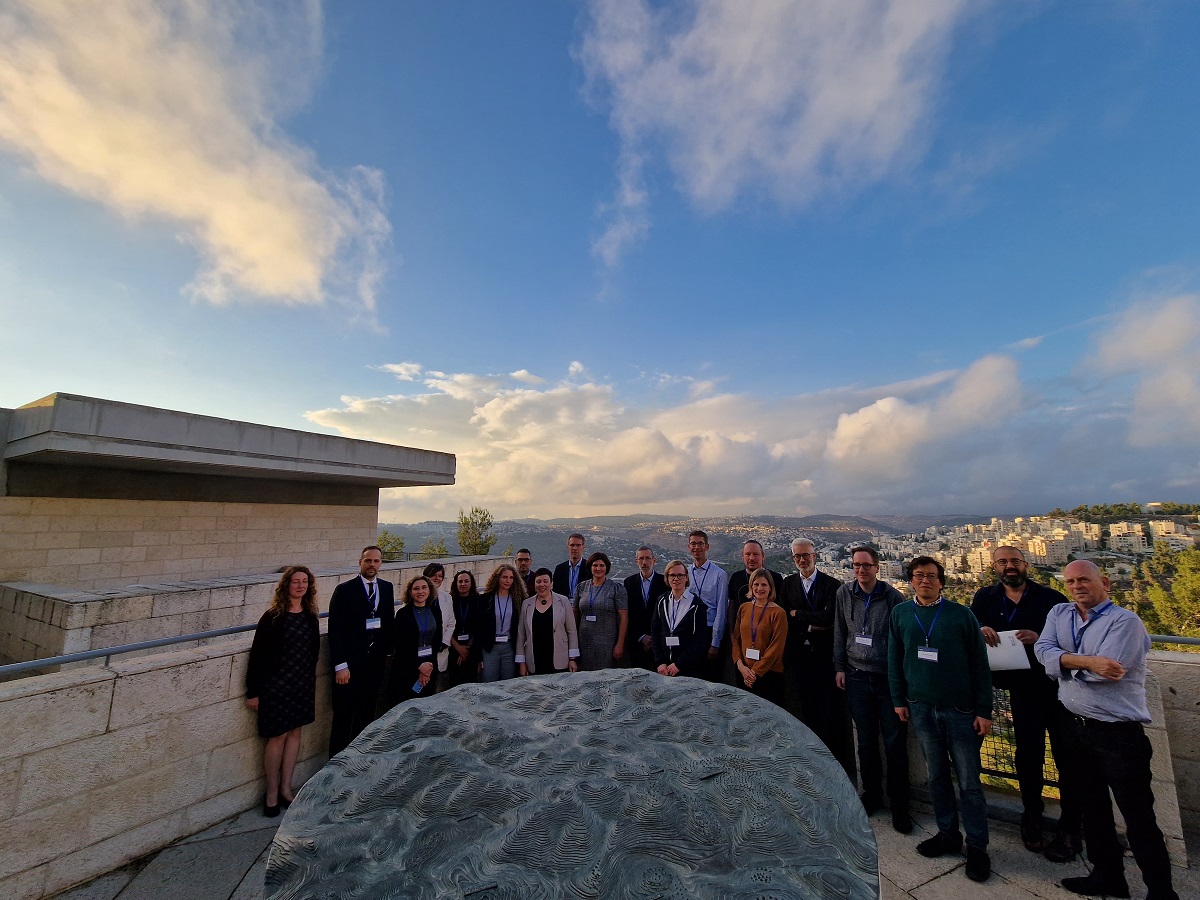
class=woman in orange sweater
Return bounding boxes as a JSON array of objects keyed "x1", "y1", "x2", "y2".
[{"x1": 733, "y1": 567, "x2": 788, "y2": 707}]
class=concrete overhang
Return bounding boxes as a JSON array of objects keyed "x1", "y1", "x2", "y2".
[{"x1": 1, "y1": 393, "x2": 455, "y2": 488}]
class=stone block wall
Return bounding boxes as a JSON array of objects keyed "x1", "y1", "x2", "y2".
[
  {"x1": 0, "y1": 496, "x2": 377, "y2": 590},
  {"x1": 0, "y1": 558, "x2": 503, "y2": 667},
  {"x1": 0, "y1": 637, "x2": 333, "y2": 900}
]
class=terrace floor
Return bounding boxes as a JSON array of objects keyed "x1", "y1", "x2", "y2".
[{"x1": 51, "y1": 798, "x2": 1198, "y2": 900}]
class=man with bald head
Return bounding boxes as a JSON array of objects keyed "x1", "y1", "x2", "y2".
[
  {"x1": 1035, "y1": 560, "x2": 1178, "y2": 900},
  {"x1": 971, "y1": 545, "x2": 1078, "y2": 859}
]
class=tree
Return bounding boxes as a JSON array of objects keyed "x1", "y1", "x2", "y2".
[
  {"x1": 457, "y1": 506, "x2": 498, "y2": 556},
  {"x1": 416, "y1": 534, "x2": 449, "y2": 560},
  {"x1": 376, "y1": 529, "x2": 405, "y2": 561}
]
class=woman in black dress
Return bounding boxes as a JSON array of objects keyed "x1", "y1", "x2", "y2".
[
  {"x1": 447, "y1": 570, "x2": 479, "y2": 687},
  {"x1": 245, "y1": 565, "x2": 321, "y2": 817},
  {"x1": 388, "y1": 575, "x2": 444, "y2": 707}
]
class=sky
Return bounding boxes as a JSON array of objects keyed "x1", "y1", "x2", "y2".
[{"x1": 1, "y1": 0, "x2": 1199, "y2": 523}]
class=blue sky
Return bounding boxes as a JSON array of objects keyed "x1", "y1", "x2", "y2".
[{"x1": 2, "y1": 1, "x2": 1199, "y2": 522}]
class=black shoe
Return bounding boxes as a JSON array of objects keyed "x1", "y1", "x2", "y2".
[
  {"x1": 1044, "y1": 830, "x2": 1083, "y2": 863},
  {"x1": 916, "y1": 832, "x2": 962, "y2": 858},
  {"x1": 861, "y1": 794, "x2": 882, "y2": 815},
  {"x1": 965, "y1": 847, "x2": 991, "y2": 882},
  {"x1": 1061, "y1": 872, "x2": 1130, "y2": 898},
  {"x1": 1021, "y1": 820, "x2": 1044, "y2": 852},
  {"x1": 263, "y1": 800, "x2": 281, "y2": 818},
  {"x1": 892, "y1": 810, "x2": 913, "y2": 834}
]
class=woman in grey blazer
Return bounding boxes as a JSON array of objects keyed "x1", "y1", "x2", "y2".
[{"x1": 516, "y1": 568, "x2": 580, "y2": 675}]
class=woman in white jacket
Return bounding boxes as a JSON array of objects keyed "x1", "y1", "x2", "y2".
[{"x1": 516, "y1": 568, "x2": 580, "y2": 675}]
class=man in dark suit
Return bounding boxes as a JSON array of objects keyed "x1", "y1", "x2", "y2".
[
  {"x1": 623, "y1": 545, "x2": 667, "y2": 670},
  {"x1": 725, "y1": 539, "x2": 786, "y2": 683},
  {"x1": 779, "y1": 537, "x2": 854, "y2": 778},
  {"x1": 328, "y1": 545, "x2": 395, "y2": 757},
  {"x1": 552, "y1": 533, "x2": 587, "y2": 599},
  {"x1": 515, "y1": 548, "x2": 536, "y2": 596}
]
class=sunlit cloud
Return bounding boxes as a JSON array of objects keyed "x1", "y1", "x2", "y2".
[
  {"x1": 579, "y1": 0, "x2": 973, "y2": 264},
  {"x1": 0, "y1": 0, "x2": 389, "y2": 309},
  {"x1": 381, "y1": 362, "x2": 424, "y2": 381},
  {"x1": 510, "y1": 369, "x2": 547, "y2": 385}
]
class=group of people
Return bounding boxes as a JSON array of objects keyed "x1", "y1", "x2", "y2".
[{"x1": 242, "y1": 535, "x2": 1178, "y2": 899}]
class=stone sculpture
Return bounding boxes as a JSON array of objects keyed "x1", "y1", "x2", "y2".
[{"x1": 266, "y1": 669, "x2": 878, "y2": 899}]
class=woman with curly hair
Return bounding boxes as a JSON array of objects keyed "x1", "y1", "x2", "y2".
[
  {"x1": 245, "y1": 565, "x2": 321, "y2": 817},
  {"x1": 573, "y1": 551, "x2": 629, "y2": 671},
  {"x1": 472, "y1": 563, "x2": 528, "y2": 682},
  {"x1": 388, "y1": 575, "x2": 445, "y2": 706},
  {"x1": 447, "y1": 570, "x2": 480, "y2": 687}
]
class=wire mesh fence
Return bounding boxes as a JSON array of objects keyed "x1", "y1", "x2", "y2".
[{"x1": 979, "y1": 687, "x2": 1060, "y2": 796}]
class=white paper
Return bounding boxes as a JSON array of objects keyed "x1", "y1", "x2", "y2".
[{"x1": 987, "y1": 630, "x2": 1031, "y2": 671}]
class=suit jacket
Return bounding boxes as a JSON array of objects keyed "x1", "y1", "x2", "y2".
[
  {"x1": 328, "y1": 576, "x2": 395, "y2": 677},
  {"x1": 623, "y1": 571, "x2": 668, "y2": 649},
  {"x1": 521, "y1": 571, "x2": 537, "y2": 596},
  {"x1": 393, "y1": 601, "x2": 445, "y2": 675},
  {"x1": 553, "y1": 559, "x2": 588, "y2": 599},
  {"x1": 778, "y1": 570, "x2": 842, "y2": 655},
  {"x1": 514, "y1": 593, "x2": 579, "y2": 673},
  {"x1": 726, "y1": 568, "x2": 786, "y2": 640}
]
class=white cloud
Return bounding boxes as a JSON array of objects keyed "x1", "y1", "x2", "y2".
[
  {"x1": 381, "y1": 362, "x2": 424, "y2": 381},
  {"x1": 1094, "y1": 294, "x2": 1200, "y2": 446},
  {"x1": 579, "y1": 0, "x2": 972, "y2": 263},
  {"x1": 510, "y1": 369, "x2": 547, "y2": 385},
  {"x1": 0, "y1": 0, "x2": 389, "y2": 308}
]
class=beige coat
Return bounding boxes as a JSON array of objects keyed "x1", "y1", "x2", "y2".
[{"x1": 514, "y1": 593, "x2": 580, "y2": 673}]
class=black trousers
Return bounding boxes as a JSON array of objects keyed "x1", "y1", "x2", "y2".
[
  {"x1": 846, "y1": 669, "x2": 909, "y2": 808},
  {"x1": 788, "y1": 645, "x2": 856, "y2": 780},
  {"x1": 328, "y1": 654, "x2": 386, "y2": 758},
  {"x1": 1008, "y1": 678, "x2": 1080, "y2": 832},
  {"x1": 1059, "y1": 712, "x2": 1177, "y2": 899},
  {"x1": 737, "y1": 669, "x2": 785, "y2": 708}
]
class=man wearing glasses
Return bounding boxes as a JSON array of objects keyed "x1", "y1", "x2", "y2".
[
  {"x1": 971, "y1": 546, "x2": 1078, "y2": 860},
  {"x1": 780, "y1": 537, "x2": 854, "y2": 777},
  {"x1": 515, "y1": 548, "x2": 536, "y2": 596},
  {"x1": 833, "y1": 546, "x2": 911, "y2": 833},
  {"x1": 687, "y1": 530, "x2": 728, "y2": 682},
  {"x1": 889, "y1": 556, "x2": 993, "y2": 882}
]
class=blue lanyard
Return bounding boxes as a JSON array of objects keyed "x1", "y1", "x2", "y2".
[
  {"x1": 569, "y1": 565, "x2": 580, "y2": 595},
  {"x1": 857, "y1": 585, "x2": 879, "y2": 633},
  {"x1": 912, "y1": 600, "x2": 943, "y2": 646},
  {"x1": 642, "y1": 578, "x2": 652, "y2": 603},
  {"x1": 588, "y1": 582, "x2": 604, "y2": 615},
  {"x1": 999, "y1": 586, "x2": 1027, "y2": 625},
  {"x1": 414, "y1": 606, "x2": 434, "y2": 647},
  {"x1": 666, "y1": 595, "x2": 687, "y2": 632},
  {"x1": 692, "y1": 564, "x2": 709, "y2": 598},
  {"x1": 495, "y1": 594, "x2": 510, "y2": 634},
  {"x1": 454, "y1": 596, "x2": 470, "y2": 626},
  {"x1": 749, "y1": 601, "x2": 768, "y2": 647},
  {"x1": 1070, "y1": 604, "x2": 1108, "y2": 652}
]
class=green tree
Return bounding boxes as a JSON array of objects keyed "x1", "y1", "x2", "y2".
[
  {"x1": 416, "y1": 534, "x2": 449, "y2": 560},
  {"x1": 376, "y1": 529, "x2": 405, "y2": 561},
  {"x1": 457, "y1": 506, "x2": 498, "y2": 556}
]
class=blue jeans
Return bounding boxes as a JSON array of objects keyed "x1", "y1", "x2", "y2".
[
  {"x1": 909, "y1": 701, "x2": 988, "y2": 850},
  {"x1": 846, "y1": 670, "x2": 909, "y2": 808},
  {"x1": 481, "y1": 642, "x2": 515, "y2": 682}
]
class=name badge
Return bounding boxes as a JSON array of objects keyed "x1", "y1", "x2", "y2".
[
  {"x1": 366, "y1": 617, "x2": 381, "y2": 631},
  {"x1": 457, "y1": 633, "x2": 470, "y2": 642},
  {"x1": 917, "y1": 647, "x2": 939, "y2": 662},
  {"x1": 417, "y1": 647, "x2": 433, "y2": 658},
  {"x1": 666, "y1": 636, "x2": 680, "y2": 647},
  {"x1": 496, "y1": 633, "x2": 509, "y2": 642},
  {"x1": 855, "y1": 635, "x2": 873, "y2": 647},
  {"x1": 585, "y1": 614, "x2": 598, "y2": 623},
  {"x1": 745, "y1": 648, "x2": 761, "y2": 661}
]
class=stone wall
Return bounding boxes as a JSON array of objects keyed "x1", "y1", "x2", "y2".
[
  {"x1": 0, "y1": 496, "x2": 377, "y2": 590},
  {"x1": 0, "y1": 558, "x2": 503, "y2": 667}
]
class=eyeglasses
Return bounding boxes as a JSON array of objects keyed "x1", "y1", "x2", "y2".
[
  {"x1": 667, "y1": 572, "x2": 688, "y2": 579},
  {"x1": 793, "y1": 553, "x2": 814, "y2": 560},
  {"x1": 851, "y1": 563, "x2": 877, "y2": 569},
  {"x1": 910, "y1": 573, "x2": 941, "y2": 582}
]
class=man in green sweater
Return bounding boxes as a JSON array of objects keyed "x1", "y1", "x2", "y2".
[{"x1": 889, "y1": 556, "x2": 993, "y2": 882}]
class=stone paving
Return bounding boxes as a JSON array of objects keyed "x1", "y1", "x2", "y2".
[{"x1": 52, "y1": 803, "x2": 1197, "y2": 900}]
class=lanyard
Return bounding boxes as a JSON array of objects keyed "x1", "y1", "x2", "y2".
[
  {"x1": 692, "y1": 564, "x2": 709, "y2": 598},
  {"x1": 642, "y1": 578, "x2": 652, "y2": 603},
  {"x1": 1070, "y1": 604, "x2": 1108, "y2": 652},
  {"x1": 454, "y1": 596, "x2": 470, "y2": 626},
  {"x1": 749, "y1": 601, "x2": 768, "y2": 647},
  {"x1": 857, "y1": 585, "x2": 879, "y2": 632},
  {"x1": 365, "y1": 581, "x2": 377, "y2": 613},
  {"x1": 495, "y1": 594, "x2": 511, "y2": 634},
  {"x1": 414, "y1": 606, "x2": 434, "y2": 647},
  {"x1": 588, "y1": 582, "x2": 605, "y2": 615},
  {"x1": 912, "y1": 600, "x2": 943, "y2": 646},
  {"x1": 999, "y1": 585, "x2": 1027, "y2": 625},
  {"x1": 666, "y1": 595, "x2": 687, "y2": 632},
  {"x1": 569, "y1": 564, "x2": 580, "y2": 595}
]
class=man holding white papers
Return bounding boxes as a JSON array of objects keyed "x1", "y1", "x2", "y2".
[{"x1": 971, "y1": 546, "x2": 1078, "y2": 861}]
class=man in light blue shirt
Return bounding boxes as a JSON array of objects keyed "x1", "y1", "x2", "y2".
[
  {"x1": 687, "y1": 529, "x2": 728, "y2": 682},
  {"x1": 1034, "y1": 560, "x2": 1177, "y2": 900}
]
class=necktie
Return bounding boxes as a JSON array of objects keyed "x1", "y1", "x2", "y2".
[{"x1": 367, "y1": 582, "x2": 377, "y2": 613}]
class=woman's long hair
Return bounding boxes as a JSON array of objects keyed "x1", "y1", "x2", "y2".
[
  {"x1": 451, "y1": 570, "x2": 479, "y2": 599},
  {"x1": 270, "y1": 565, "x2": 319, "y2": 618},
  {"x1": 484, "y1": 563, "x2": 529, "y2": 602}
]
